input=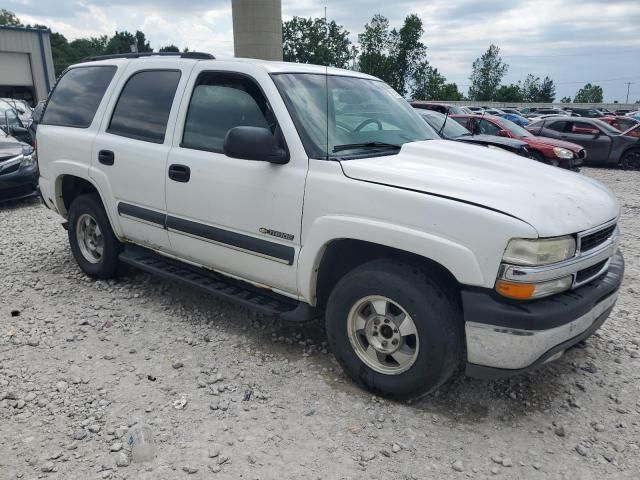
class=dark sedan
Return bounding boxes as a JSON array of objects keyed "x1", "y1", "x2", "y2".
[
  {"x1": 415, "y1": 109, "x2": 531, "y2": 158},
  {"x1": 526, "y1": 117, "x2": 640, "y2": 168},
  {"x1": 0, "y1": 131, "x2": 38, "y2": 203}
]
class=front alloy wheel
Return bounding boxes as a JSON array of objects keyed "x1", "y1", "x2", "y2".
[{"x1": 347, "y1": 295, "x2": 419, "y2": 375}]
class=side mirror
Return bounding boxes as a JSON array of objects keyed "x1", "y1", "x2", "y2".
[
  {"x1": 497, "y1": 129, "x2": 510, "y2": 137},
  {"x1": 591, "y1": 129, "x2": 601, "y2": 138},
  {"x1": 223, "y1": 126, "x2": 289, "y2": 164}
]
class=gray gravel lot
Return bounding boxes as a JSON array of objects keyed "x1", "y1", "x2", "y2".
[{"x1": 1, "y1": 167, "x2": 639, "y2": 479}]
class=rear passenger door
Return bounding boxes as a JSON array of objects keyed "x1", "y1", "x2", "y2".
[
  {"x1": 164, "y1": 66, "x2": 307, "y2": 296},
  {"x1": 90, "y1": 61, "x2": 193, "y2": 251}
]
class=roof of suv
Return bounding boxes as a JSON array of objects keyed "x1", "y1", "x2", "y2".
[{"x1": 72, "y1": 54, "x2": 375, "y2": 80}]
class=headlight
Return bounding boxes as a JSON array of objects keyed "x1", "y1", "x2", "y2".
[
  {"x1": 21, "y1": 145, "x2": 36, "y2": 167},
  {"x1": 503, "y1": 236, "x2": 576, "y2": 266},
  {"x1": 553, "y1": 147, "x2": 573, "y2": 159}
]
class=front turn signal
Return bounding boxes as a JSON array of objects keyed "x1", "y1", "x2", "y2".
[{"x1": 495, "y1": 281, "x2": 536, "y2": 300}]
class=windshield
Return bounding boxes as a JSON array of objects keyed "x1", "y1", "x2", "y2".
[
  {"x1": 272, "y1": 74, "x2": 437, "y2": 158},
  {"x1": 500, "y1": 118, "x2": 532, "y2": 137},
  {"x1": 418, "y1": 111, "x2": 470, "y2": 138}
]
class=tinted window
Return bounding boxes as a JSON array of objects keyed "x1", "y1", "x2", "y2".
[
  {"x1": 547, "y1": 121, "x2": 567, "y2": 132},
  {"x1": 182, "y1": 73, "x2": 273, "y2": 153},
  {"x1": 108, "y1": 70, "x2": 181, "y2": 143},
  {"x1": 418, "y1": 111, "x2": 470, "y2": 138},
  {"x1": 42, "y1": 66, "x2": 116, "y2": 128}
]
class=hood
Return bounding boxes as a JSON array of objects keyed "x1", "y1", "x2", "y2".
[
  {"x1": 526, "y1": 135, "x2": 584, "y2": 152},
  {"x1": 340, "y1": 140, "x2": 619, "y2": 237},
  {"x1": 0, "y1": 133, "x2": 24, "y2": 162},
  {"x1": 456, "y1": 134, "x2": 526, "y2": 149}
]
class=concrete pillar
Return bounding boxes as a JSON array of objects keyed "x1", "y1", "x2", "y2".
[{"x1": 231, "y1": 0, "x2": 283, "y2": 61}]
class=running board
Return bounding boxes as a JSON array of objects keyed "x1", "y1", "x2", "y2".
[{"x1": 119, "y1": 245, "x2": 317, "y2": 322}]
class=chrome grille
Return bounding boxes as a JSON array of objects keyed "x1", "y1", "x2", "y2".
[{"x1": 580, "y1": 224, "x2": 616, "y2": 253}]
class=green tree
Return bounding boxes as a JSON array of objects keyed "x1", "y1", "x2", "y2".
[
  {"x1": 0, "y1": 9, "x2": 22, "y2": 26},
  {"x1": 388, "y1": 14, "x2": 426, "y2": 96},
  {"x1": 159, "y1": 45, "x2": 180, "y2": 52},
  {"x1": 538, "y1": 76, "x2": 556, "y2": 102},
  {"x1": 283, "y1": 16, "x2": 350, "y2": 68},
  {"x1": 560, "y1": 96, "x2": 572, "y2": 103},
  {"x1": 468, "y1": 44, "x2": 508, "y2": 101},
  {"x1": 574, "y1": 83, "x2": 603, "y2": 103},
  {"x1": 495, "y1": 83, "x2": 523, "y2": 102},
  {"x1": 412, "y1": 63, "x2": 462, "y2": 100},
  {"x1": 134, "y1": 30, "x2": 152, "y2": 52},
  {"x1": 358, "y1": 14, "x2": 394, "y2": 84}
]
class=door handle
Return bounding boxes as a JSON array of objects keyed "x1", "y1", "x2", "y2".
[
  {"x1": 98, "y1": 150, "x2": 114, "y2": 165},
  {"x1": 168, "y1": 164, "x2": 190, "y2": 183}
]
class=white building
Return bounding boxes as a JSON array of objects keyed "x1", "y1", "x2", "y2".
[{"x1": 0, "y1": 25, "x2": 55, "y2": 105}]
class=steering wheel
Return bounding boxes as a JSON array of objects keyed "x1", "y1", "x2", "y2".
[
  {"x1": 336, "y1": 121, "x2": 353, "y2": 133},
  {"x1": 355, "y1": 118, "x2": 382, "y2": 132}
]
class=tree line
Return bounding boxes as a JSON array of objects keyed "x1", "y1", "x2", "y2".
[
  {"x1": 284, "y1": 13, "x2": 608, "y2": 103},
  {"x1": 1, "y1": 8, "x2": 612, "y2": 103}
]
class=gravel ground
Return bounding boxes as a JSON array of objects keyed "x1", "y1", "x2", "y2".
[{"x1": 1, "y1": 167, "x2": 639, "y2": 480}]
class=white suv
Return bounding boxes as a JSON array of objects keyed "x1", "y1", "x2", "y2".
[{"x1": 37, "y1": 52, "x2": 624, "y2": 398}]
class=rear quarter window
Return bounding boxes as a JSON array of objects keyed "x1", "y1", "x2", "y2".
[{"x1": 41, "y1": 66, "x2": 117, "y2": 128}]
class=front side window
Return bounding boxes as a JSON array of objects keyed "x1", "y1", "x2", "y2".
[
  {"x1": 478, "y1": 119, "x2": 501, "y2": 136},
  {"x1": 419, "y1": 111, "x2": 470, "y2": 138},
  {"x1": 182, "y1": 72, "x2": 274, "y2": 153},
  {"x1": 108, "y1": 70, "x2": 181, "y2": 143},
  {"x1": 547, "y1": 121, "x2": 567, "y2": 132},
  {"x1": 42, "y1": 66, "x2": 116, "y2": 128},
  {"x1": 272, "y1": 74, "x2": 436, "y2": 159}
]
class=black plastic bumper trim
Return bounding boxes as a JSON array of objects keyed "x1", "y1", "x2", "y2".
[
  {"x1": 166, "y1": 216, "x2": 295, "y2": 265},
  {"x1": 117, "y1": 202, "x2": 166, "y2": 227},
  {"x1": 461, "y1": 250, "x2": 624, "y2": 331}
]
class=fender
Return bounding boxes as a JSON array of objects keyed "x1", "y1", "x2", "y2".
[
  {"x1": 49, "y1": 160, "x2": 125, "y2": 238},
  {"x1": 297, "y1": 215, "x2": 485, "y2": 304}
]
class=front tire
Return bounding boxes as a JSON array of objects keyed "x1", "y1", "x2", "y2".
[
  {"x1": 68, "y1": 194, "x2": 122, "y2": 279},
  {"x1": 325, "y1": 259, "x2": 463, "y2": 399}
]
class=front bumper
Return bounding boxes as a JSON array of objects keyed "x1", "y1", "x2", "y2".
[
  {"x1": 0, "y1": 161, "x2": 39, "y2": 203},
  {"x1": 463, "y1": 250, "x2": 624, "y2": 379}
]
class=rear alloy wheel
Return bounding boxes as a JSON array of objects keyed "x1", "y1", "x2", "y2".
[
  {"x1": 68, "y1": 194, "x2": 123, "y2": 279},
  {"x1": 325, "y1": 259, "x2": 463, "y2": 399},
  {"x1": 621, "y1": 149, "x2": 640, "y2": 170}
]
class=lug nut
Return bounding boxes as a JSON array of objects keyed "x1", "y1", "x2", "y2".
[
  {"x1": 384, "y1": 319, "x2": 390, "y2": 323},
  {"x1": 392, "y1": 339, "x2": 398, "y2": 346},
  {"x1": 381, "y1": 341, "x2": 388, "y2": 347}
]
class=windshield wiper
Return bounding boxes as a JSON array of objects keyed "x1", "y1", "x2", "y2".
[{"x1": 332, "y1": 141, "x2": 402, "y2": 153}]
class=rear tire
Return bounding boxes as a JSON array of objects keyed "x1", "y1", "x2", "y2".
[
  {"x1": 620, "y1": 149, "x2": 640, "y2": 170},
  {"x1": 325, "y1": 259, "x2": 463, "y2": 399},
  {"x1": 68, "y1": 193, "x2": 122, "y2": 279}
]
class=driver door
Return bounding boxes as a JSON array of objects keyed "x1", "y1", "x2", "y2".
[{"x1": 164, "y1": 66, "x2": 307, "y2": 296}]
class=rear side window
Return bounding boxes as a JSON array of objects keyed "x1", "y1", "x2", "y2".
[
  {"x1": 42, "y1": 66, "x2": 116, "y2": 128},
  {"x1": 547, "y1": 121, "x2": 567, "y2": 132},
  {"x1": 108, "y1": 70, "x2": 181, "y2": 144}
]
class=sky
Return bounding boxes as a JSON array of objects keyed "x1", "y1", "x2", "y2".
[{"x1": 6, "y1": 0, "x2": 640, "y2": 103}]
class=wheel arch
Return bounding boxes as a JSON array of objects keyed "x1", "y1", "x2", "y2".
[
  {"x1": 54, "y1": 174, "x2": 123, "y2": 238},
  {"x1": 312, "y1": 239, "x2": 463, "y2": 313}
]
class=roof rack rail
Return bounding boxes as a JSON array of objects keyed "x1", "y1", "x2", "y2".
[{"x1": 82, "y1": 51, "x2": 215, "y2": 62}]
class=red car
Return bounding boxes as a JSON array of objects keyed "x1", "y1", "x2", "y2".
[
  {"x1": 599, "y1": 116, "x2": 640, "y2": 138},
  {"x1": 451, "y1": 114, "x2": 585, "y2": 170}
]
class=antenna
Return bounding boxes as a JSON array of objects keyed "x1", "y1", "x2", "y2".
[
  {"x1": 625, "y1": 82, "x2": 633, "y2": 104},
  {"x1": 438, "y1": 108, "x2": 450, "y2": 138}
]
